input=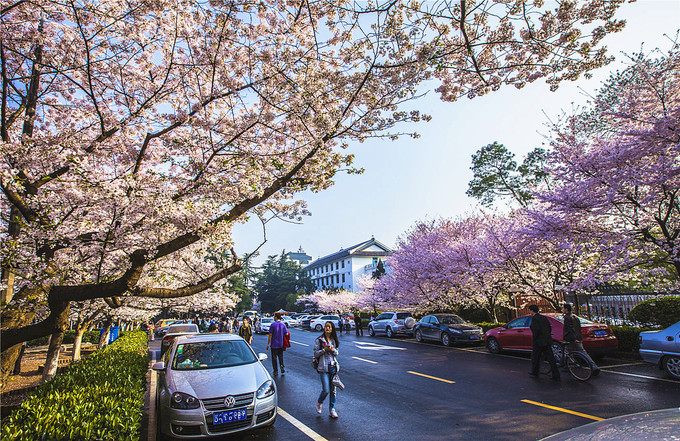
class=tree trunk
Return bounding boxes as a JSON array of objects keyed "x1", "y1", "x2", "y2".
[
  {"x1": 72, "y1": 326, "x2": 86, "y2": 362},
  {"x1": 98, "y1": 318, "x2": 112, "y2": 349},
  {"x1": 42, "y1": 331, "x2": 65, "y2": 382}
]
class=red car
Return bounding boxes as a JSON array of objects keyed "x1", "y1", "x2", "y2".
[{"x1": 485, "y1": 313, "x2": 617, "y2": 357}]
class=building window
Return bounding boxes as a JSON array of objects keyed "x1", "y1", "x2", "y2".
[
  {"x1": 373, "y1": 257, "x2": 378, "y2": 265},
  {"x1": 342, "y1": 261, "x2": 345, "y2": 268},
  {"x1": 336, "y1": 274, "x2": 339, "y2": 283},
  {"x1": 336, "y1": 262, "x2": 339, "y2": 270},
  {"x1": 342, "y1": 274, "x2": 345, "y2": 283}
]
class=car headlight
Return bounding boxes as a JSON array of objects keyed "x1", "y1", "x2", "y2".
[
  {"x1": 257, "y1": 380, "x2": 275, "y2": 399},
  {"x1": 171, "y1": 392, "x2": 200, "y2": 409}
]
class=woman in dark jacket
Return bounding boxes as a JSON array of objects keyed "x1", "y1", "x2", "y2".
[{"x1": 314, "y1": 321, "x2": 340, "y2": 418}]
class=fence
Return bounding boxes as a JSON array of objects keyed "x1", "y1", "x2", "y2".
[{"x1": 564, "y1": 291, "x2": 677, "y2": 324}]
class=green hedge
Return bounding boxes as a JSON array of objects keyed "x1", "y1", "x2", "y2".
[
  {"x1": 26, "y1": 330, "x2": 102, "y2": 348},
  {"x1": 2, "y1": 331, "x2": 149, "y2": 441},
  {"x1": 628, "y1": 296, "x2": 680, "y2": 328},
  {"x1": 475, "y1": 322, "x2": 504, "y2": 333},
  {"x1": 610, "y1": 325, "x2": 662, "y2": 352}
]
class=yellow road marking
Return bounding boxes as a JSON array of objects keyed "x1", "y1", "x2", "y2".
[
  {"x1": 277, "y1": 407, "x2": 328, "y2": 441},
  {"x1": 521, "y1": 399, "x2": 604, "y2": 421},
  {"x1": 599, "y1": 362, "x2": 644, "y2": 369},
  {"x1": 291, "y1": 341, "x2": 309, "y2": 346},
  {"x1": 352, "y1": 356, "x2": 378, "y2": 364},
  {"x1": 407, "y1": 371, "x2": 455, "y2": 384}
]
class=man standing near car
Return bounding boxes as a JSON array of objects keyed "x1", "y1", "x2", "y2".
[
  {"x1": 563, "y1": 303, "x2": 600, "y2": 375},
  {"x1": 267, "y1": 313, "x2": 287, "y2": 375},
  {"x1": 354, "y1": 313, "x2": 363, "y2": 336},
  {"x1": 529, "y1": 304, "x2": 560, "y2": 380}
]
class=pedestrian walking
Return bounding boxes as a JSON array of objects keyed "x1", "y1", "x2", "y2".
[
  {"x1": 207, "y1": 322, "x2": 218, "y2": 333},
  {"x1": 563, "y1": 303, "x2": 600, "y2": 375},
  {"x1": 267, "y1": 313, "x2": 287, "y2": 375},
  {"x1": 239, "y1": 317, "x2": 253, "y2": 345},
  {"x1": 528, "y1": 304, "x2": 560, "y2": 380},
  {"x1": 314, "y1": 321, "x2": 340, "y2": 419},
  {"x1": 343, "y1": 316, "x2": 350, "y2": 335},
  {"x1": 354, "y1": 313, "x2": 363, "y2": 336},
  {"x1": 337, "y1": 316, "x2": 343, "y2": 337},
  {"x1": 232, "y1": 317, "x2": 239, "y2": 333}
]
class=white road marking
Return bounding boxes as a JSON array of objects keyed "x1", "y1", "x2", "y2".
[
  {"x1": 599, "y1": 361, "x2": 644, "y2": 369},
  {"x1": 291, "y1": 340, "x2": 309, "y2": 346},
  {"x1": 354, "y1": 341, "x2": 407, "y2": 351},
  {"x1": 601, "y1": 369, "x2": 680, "y2": 384},
  {"x1": 277, "y1": 407, "x2": 328, "y2": 441},
  {"x1": 352, "y1": 356, "x2": 378, "y2": 364}
]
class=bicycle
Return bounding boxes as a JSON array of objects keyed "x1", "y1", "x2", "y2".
[{"x1": 540, "y1": 341, "x2": 593, "y2": 381}]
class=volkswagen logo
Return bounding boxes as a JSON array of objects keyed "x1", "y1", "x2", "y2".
[{"x1": 223, "y1": 395, "x2": 236, "y2": 408}]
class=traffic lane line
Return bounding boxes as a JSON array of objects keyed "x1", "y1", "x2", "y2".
[
  {"x1": 352, "y1": 356, "x2": 378, "y2": 364},
  {"x1": 277, "y1": 407, "x2": 328, "y2": 441},
  {"x1": 521, "y1": 399, "x2": 604, "y2": 421},
  {"x1": 291, "y1": 340, "x2": 310, "y2": 346},
  {"x1": 598, "y1": 361, "x2": 644, "y2": 368},
  {"x1": 600, "y1": 369, "x2": 680, "y2": 384},
  {"x1": 407, "y1": 370, "x2": 455, "y2": 384}
]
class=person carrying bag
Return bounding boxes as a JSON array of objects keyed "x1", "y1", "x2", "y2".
[{"x1": 314, "y1": 321, "x2": 342, "y2": 418}]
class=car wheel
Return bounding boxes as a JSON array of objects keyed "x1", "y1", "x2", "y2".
[
  {"x1": 415, "y1": 329, "x2": 423, "y2": 343},
  {"x1": 315, "y1": 324, "x2": 322, "y2": 331},
  {"x1": 441, "y1": 332, "x2": 453, "y2": 347},
  {"x1": 663, "y1": 355, "x2": 680, "y2": 380},
  {"x1": 368, "y1": 326, "x2": 375, "y2": 337},
  {"x1": 486, "y1": 337, "x2": 500, "y2": 354},
  {"x1": 386, "y1": 327, "x2": 394, "y2": 338}
]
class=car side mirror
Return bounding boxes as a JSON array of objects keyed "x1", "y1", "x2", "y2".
[
  {"x1": 258, "y1": 353, "x2": 268, "y2": 361},
  {"x1": 502, "y1": 324, "x2": 508, "y2": 329},
  {"x1": 152, "y1": 361, "x2": 165, "y2": 371}
]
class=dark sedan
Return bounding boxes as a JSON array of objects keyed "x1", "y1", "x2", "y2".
[{"x1": 414, "y1": 314, "x2": 484, "y2": 346}]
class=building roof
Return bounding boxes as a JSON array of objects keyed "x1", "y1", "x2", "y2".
[{"x1": 304, "y1": 238, "x2": 392, "y2": 271}]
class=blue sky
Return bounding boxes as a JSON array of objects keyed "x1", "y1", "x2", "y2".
[{"x1": 233, "y1": 0, "x2": 680, "y2": 267}]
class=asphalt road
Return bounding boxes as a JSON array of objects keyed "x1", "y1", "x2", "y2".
[{"x1": 150, "y1": 328, "x2": 680, "y2": 441}]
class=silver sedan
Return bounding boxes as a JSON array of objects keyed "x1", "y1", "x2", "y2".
[
  {"x1": 153, "y1": 333, "x2": 277, "y2": 439},
  {"x1": 639, "y1": 320, "x2": 680, "y2": 380}
]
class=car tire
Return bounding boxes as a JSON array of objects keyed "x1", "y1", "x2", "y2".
[
  {"x1": 486, "y1": 337, "x2": 500, "y2": 354},
  {"x1": 368, "y1": 326, "x2": 375, "y2": 337},
  {"x1": 315, "y1": 324, "x2": 323, "y2": 331},
  {"x1": 663, "y1": 355, "x2": 680, "y2": 380},
  {"x1": 415, "y1": 329, "x2": 423, "y2": 343},
  {"x1": 386, "y1": 327, "x2": 394, "y2": 338},
  {"x1": 441, "y1": 332, "x2": 452, "y2": 347}
]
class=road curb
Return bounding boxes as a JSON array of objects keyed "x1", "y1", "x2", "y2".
[{"x1": 146, "y1": 345, "x2": 158, "y2": 441}]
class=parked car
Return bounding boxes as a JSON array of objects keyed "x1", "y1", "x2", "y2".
[
  {"x1": 255, "y1": 318, "x2": 275, "y2": 334},
  {"x1": 484, "y1": 313, "x2": 617, "y2": 357},
  {"x1": 413, "y1": 314, "x2": 483, "y2": 346},
  {"x1": 155, "y1": 319, "x2": 182, "y2": 338},
  {"x1": 301, "y1": 315, "x2": 321, "y2": 329},
  {"x1": 154, "y1": 333, "x2": 277, "y2": 439},
  {"x1": 310, "y1": 315, "x2": 341, "y2": 332},
  {"x1": 367, "y1": 312, "x2": 416, "y2": 338},
  {"x1": 161, "y1": 323, "x2": 200, "y2": 355},
  {"x1": 280, "y1": 316, "x2": 299, "y2": 328},
  {"x1": 639, "y1": 320, "x2": 680, "y2": 380}
]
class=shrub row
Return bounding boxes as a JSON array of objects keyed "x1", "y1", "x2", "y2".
[
  {"x1": 26, "y1": 330, "x2": 102, "y2": 348},
  {"x1": 610, "y1": 325, "x2": 662, "y2": 352},
  {"x1": 2, "y1": 331, "x2": 149, "y2": 441}
]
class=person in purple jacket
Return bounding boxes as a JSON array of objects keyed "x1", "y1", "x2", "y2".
[{"x1": 266, "y1": 312, "x2": 288, "y2": 375}]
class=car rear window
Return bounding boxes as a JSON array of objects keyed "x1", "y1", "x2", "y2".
[
  {"x1": 167, "y1": 325, "x2": 198, "y2": 333},
  {"x1": 173, "y1": 340, "x2": 256, "y2": 370},
  {"x1": 552, "y1": 315, "x2": 594, "y2": 325},
  {"x1": 396, "y1": 313, "x2": 410, "y2": 320}
]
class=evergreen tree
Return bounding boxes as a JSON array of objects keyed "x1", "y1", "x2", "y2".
[
  {"x1": 255, "y1": 253, "x2": 313, "y2": 313},
  {"x1": 372, "y1": 259, "x2": 386, "y2": 279}
]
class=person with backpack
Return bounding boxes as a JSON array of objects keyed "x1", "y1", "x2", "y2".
[
  {"x1": 563, "y1": 303, "x2": 600, "y2": 375},
  {"x1": 239, "y1": 316, "x2": 253, "y2": 345},
  {"x1": 314, "y1": 321, "x2": 340, "y2": 418}
]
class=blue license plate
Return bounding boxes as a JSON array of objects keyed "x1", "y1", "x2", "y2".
[
  {"x1": 213, "y1": 408, "x2": 247, "y2": 425},
  {"x1": 469, "y1": 335, "x2": 479, "y2": 339},
  {"x1": 594, "y1": 330, "x2": 607, "y2": 337}
]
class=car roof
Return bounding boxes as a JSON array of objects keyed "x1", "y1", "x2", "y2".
[{"x1": 174, "y1": 333, "x2": 245, "y2": 344}]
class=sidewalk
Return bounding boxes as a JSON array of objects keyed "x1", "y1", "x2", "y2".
[{"x1": 142, "y1": 343, "x2": 159, "y2": 441}]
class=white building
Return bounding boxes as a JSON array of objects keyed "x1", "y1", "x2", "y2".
[{"x1": 303, "y1": 238, "x2": 392, "y2": 291}]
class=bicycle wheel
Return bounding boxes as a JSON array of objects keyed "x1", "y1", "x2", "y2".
[{"x1": 567, "y1": 352, "x2": 592, "y2": 381}]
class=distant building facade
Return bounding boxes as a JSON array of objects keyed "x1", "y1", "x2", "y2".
[
  {"x1": 284, "y1": 246, "x2": 312, "y2": 267},
  {"x1": 303, "y1": 238, "x2": 392, "y2": 291}
]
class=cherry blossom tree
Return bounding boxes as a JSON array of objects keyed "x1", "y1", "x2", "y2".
[
  {"x1": 538, "y1": 44, "x2": 680, "y2": 289},
  {"x1": 296, "y1": 289, "x2": 363, "y2": 314},
  {"x1": 0, "y1": 0, "x2": 626, "y2": 385}
]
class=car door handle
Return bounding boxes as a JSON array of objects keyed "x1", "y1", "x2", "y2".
[{"x1": 668, "y1": 336, "x2": 674, "y2": 341}]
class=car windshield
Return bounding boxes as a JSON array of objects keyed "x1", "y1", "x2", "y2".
[
  {"x1": 438, "y1": 315, "x2": 465, "y2": 325},
  {"x1": 261, "y1": 318, "x2": 273, "y2": 323},
  {"x1": 167, "y1": 325, "x2": 197, "y2": 333},
  {"x1": 552, "y1": 315, "x2": 594, "y2": 325},
  {"x1": 396, "y1": 313, "x2": 410, "y2": 320},
  {"x1": 172, "y1": 340, "x2": 257, "y2": 370}
]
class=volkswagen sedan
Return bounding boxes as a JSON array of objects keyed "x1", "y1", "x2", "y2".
[{"x1": 153, "y1": 334, "x2": 277, "y2": 439}]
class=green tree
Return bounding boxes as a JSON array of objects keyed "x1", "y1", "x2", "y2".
[
  {"x1": 228, "y1": 274, "x2": 252, "y2": 314},
  {"x1": 467, "y1": 142, "x2": 548, "y2": 207},
  {"x1": 255, "y1": 253, "x2": 313, "y2": 313}
]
